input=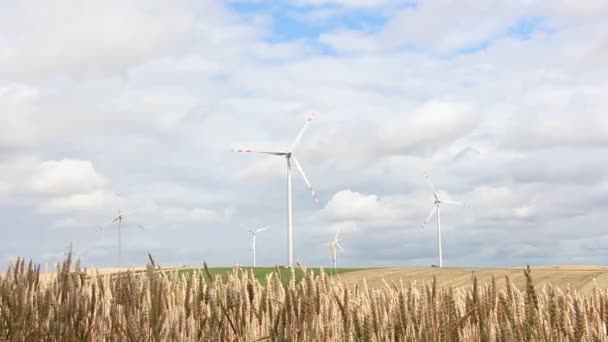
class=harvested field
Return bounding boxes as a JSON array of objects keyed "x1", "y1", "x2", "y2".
[{"x1": 336, "y1": 265, "x2": 608, "y2": 295}]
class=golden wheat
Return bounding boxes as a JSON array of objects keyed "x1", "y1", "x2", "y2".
[{"x1": 1, "y1": 255, "x2": 608, "y2": 341}]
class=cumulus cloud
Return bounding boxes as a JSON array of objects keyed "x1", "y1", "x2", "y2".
[
  {"x1": 1, "y1": 0, "x2": 608, "y2": 267},
  {"x1": 322, "y1": 189, "x2": 408, "y2": 225},
  {"x1": 28, "y1": 159, "x2": 106, "y2": 197},
  {"x1": 0, "y1": 157, "x2": 110, "y2": 213}
]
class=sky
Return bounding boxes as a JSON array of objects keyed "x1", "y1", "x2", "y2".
[{"x1": 1, "y1": 0, "x2": 608, "y2": 269}]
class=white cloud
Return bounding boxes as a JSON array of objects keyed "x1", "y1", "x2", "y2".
[
  {"x1": 0, "y1": 0, "x2": 207, "y2": 78},
  {"x1": 29, "y1": 159, "x2": 106, "y2": 197},
  {"x1": 50, "y1": 217, "x2": 83, "y2": 229},
  {"x1": 505, "y1": 111, "x2": 608, "y2": 149},
  {"x1": 319, "y1": 29, "x2": 378, "y2": 53},
  {"x1": 328, "y1": 220, "x2": 359, "y2": 234},
  {"x1": 234, "y1": 156, "x2": 286, "y2": 182},
  {"x1": 293, "y1": 0, "x2": 403, "y2": 8},
  {"x1": 0, "y1": 84, "x2": 40, "y2": 151},
  {"x1": 160, "y1": 206, "x2": 223, "y2": 224},
  {"x1": 322, "y1": 189, "x2": 406, "y2": 223},
  {"x1": 38, "y1": 190, "x2": 108, "y2": 213},
  {"x1": 379, "y1": 100, "x2": 481, "y2": 154},
  {"x1": 551, "y1": 0, "x2": 608, "y2": 19},
  {"x1": 1, "y1": 0, "x2": 608, "y2": 267},
  {"x1": 379, "y1": 1, "x2": 529, "y2": 53}
]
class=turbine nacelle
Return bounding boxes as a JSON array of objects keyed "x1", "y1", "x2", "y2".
[
  {"x1": 244, "y1": 224, "x2": 269, "y2": 267},
  {"x1": 97, "y1": 192, "x2": 145, "y2": 267},
  {"x1": 328, "y1": 227, "x2": 346, "y2": 269}
]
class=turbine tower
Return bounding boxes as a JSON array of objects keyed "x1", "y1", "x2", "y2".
[
  {"x1": 233, "y1": 113, "x2": 320, "y2": 267},
  {"x1": 421, "y1": 174, "x2": 470, "y2": 268},
  {"x1": 327, "y1": 227, "x2": 345, "y2": 270},
  {"x1": 246, "y1": 225, "x2": 269, "y2": 267},
  {"x1": 98, "y1": 191, "x2": 144, "y2": 267}
]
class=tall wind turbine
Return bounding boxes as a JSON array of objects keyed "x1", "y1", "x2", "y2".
[
  {"x1": 232, "y1": 113, "x2": 320, "y2": 267},
  {"x1": 421, "y1": 174, "x2": 470, "y2": 268},
  {"x1": 98, "y1": 191, "x2": 144, "y2": 267},
  {"x1": 327, "y1": 227, "x2": 345, "y2": 270},
  {"x1": 246, "y1": 225, "x2": 270, "y2": 267}
]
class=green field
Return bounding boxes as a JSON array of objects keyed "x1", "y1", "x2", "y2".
[
  {"x1": 174, "y1": 265, "x2": 608, "y2": 295},
  {"x1": 177, "y1": 266, "x2": 370, "y2": 283}
]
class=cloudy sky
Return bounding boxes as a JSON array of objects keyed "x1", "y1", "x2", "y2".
[{"x1": 1, "y1": 0, "x2": 607, "y2": 269}]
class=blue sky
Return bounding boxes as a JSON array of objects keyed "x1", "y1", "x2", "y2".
[
  {"x1": 230, "y1": 1, "x2": 391, "y2": 38},
  {"x1": 227, "y1": 1, "x2": 550, "y2": 56}
]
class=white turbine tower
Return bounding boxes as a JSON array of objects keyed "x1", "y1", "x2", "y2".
[
  {"x1": 421, "y1": 174, "x2": 470, "y2": 268},
  {"x1": 327, "y1": 227, "x2": 345, "y2": 270},
  {"x1": 98, "y1": 191, "x2": 144, "y2": 267},
  {"x1": 233, "y1": 113, "x2": 320, "y2": 267},
  {"x1": 246, "y1": 225, "x2": 270, "y2": 267}
]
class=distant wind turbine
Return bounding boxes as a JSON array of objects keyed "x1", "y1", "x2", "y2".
[
  {"x1": 98, "y1": 191, "x2": 144, "y2": 267},
  {"x1": 245, "y1": 225, "x2": 270, "y2": 267},
  {"x1": 327, "y1": 227, "x2": 345, "y2": 270},
  {"x1": 421, "y1": 174, "x2": 470, "y2": 268},
  {"x1": 233, "y1": 112, "x2": 320, "y2": 267}
]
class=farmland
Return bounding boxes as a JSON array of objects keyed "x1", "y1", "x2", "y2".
[
  {"x1": 177, "y1": 266, "x2": 368, "y2": 284},
  {"x1": 3, "y1": 256, "x2": 608, "y2": 340},
  {"x1": 336, "y1": 265, "x2": 608, "y2": 295}
]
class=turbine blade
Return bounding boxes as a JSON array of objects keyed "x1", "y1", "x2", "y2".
[
  {"x1": 291, "y1": 155, "x2": 319, "y2": 204},
  {"x1": 97, "y1": 219, "x2": 117, "y2": 231},
  {"x1": 291, "y1": 112, "x2": 317, "y2": 151},
  {"x1": 421, "y1": 206, "x2": 438, "y2": 228},
  {"x1": 336, "y1": 243, "x2": 345, "y2": 252},
  {"x1": 122, "y1": 223, "x2": 146, "y2": 230},
  {"x1": 424, "y1": 173, "x2": 439, "y2": 201},
  {"x1": 256, "y1": 226, "x2": 270, "y2": 233},
  {"x1": 335, "y1": 227, "x2": 340, "y2": 241},
  {"x1": 112, "y1": 216, "x2": 120, "y2": 223},
  {"x1": 232, "y1": 148, "x2": 287, "y2": 156},
  {"x1": 441, "y1": 200, "x2": 471, "y2": 206}
]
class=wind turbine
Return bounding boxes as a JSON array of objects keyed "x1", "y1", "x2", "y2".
[
  {"x1": 421, "y1": 174, "x2": 470, "y2": 268},
  {"x1": 327, "y1": 227, "x2": 345, "y2": 270},
  {"x1": 98, "y1": 191, "x2": 144, "y2": 267},
  {"x1": 246, "y1": 225, "x2": 270, "y2": 267},
  {"x1": 232, "y1": 112, "x2": 320, "y2": 267}
]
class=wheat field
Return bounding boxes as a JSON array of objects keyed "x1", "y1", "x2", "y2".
[
  {"x1": 337, "y1": 266, "x2": 608, "y2": 296},
  {"x1": 2, "y1": 255, "x2": 608, "y2": 341}
]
